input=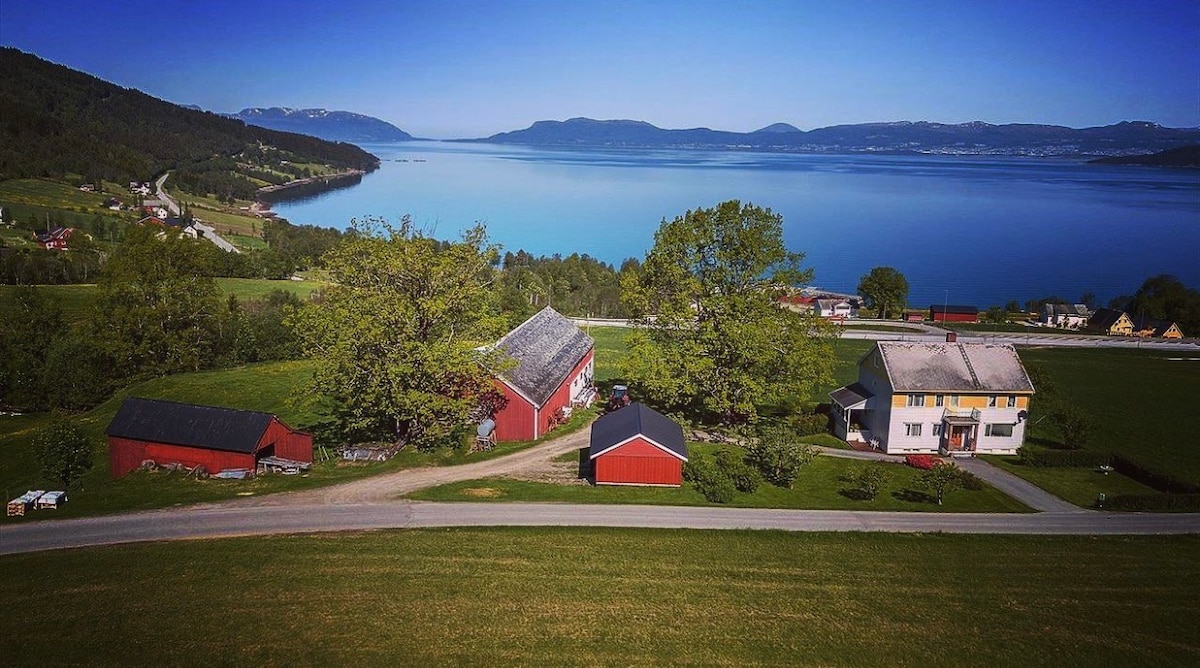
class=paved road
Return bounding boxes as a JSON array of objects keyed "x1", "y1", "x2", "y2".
[
  {"x1": 5, "y1": 501, "x2": 1200, "y2": 555},
  {"x1": 154, "y1": 174, "x2": 241, "y2": 253}
]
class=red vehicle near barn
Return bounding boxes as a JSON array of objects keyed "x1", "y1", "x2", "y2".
[
  {"x1": 106, "y1": 397, "x2": 312, "y2": 477},
  {"x1": 490, "y1": 307, "x2": 596, "y2": 442},
  {"x1": 589, "y1": 403, "x2": 688, "y2": 487}
]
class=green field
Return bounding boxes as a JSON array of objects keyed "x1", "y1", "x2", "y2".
[
  {"x1": 1019, "y1": 347, "x2": 1200, "y2": 482},
  {"x1": 0, "y1": 278, "x2": 325, "y2": 322},
  {"x1": 2, "y1": 529, "x2": 1197, "y2": 666},
  {"x1": 983, "y1": 456, "x2": 1157, "y2": 507},
  {"x1": 410, "y1": 448, "x2": 1032, "y2": 512}
]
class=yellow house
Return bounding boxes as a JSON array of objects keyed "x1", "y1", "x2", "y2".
[
  {"x1": 830, "y1": 341, "x2": 1035, "y2": 455},
  {"x1": 1088, "y1": 308, "x2": 1134, "y2": 336},
  {"x1": 1132, "y1": 317, "x2": 1184, "y2": 339}
]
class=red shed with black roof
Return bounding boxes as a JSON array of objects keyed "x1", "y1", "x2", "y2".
[
  {"x1": 106, "y1": 397, "x2": 312, "y2": 477},
  {"x1": 589, "y1": 403, "x2": 687, "y2": 486}
]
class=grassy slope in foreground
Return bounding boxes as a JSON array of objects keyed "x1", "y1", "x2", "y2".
[
  {"x1": 2, "y1": 529, "x2": 1197, "y2": 666},
  {"x1": 411, "y1": 448, "x2": 1033, "y2": 512}
]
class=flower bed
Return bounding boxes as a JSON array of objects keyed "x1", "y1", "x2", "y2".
[{"x1": 905, "y1": 454, "x2": 941, "y2": 470}]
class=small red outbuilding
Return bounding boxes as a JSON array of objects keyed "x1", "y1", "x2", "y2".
[
  {"x1": 589, "y1": 403, "x2": 688, "y2": 487},
  {"x1": 106, "y1": 397, "x2": 312, "y2": 477}
]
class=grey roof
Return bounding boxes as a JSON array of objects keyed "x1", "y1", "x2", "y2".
[
  {"x1": 1088, "y1": 307, "x2": 1128, "y2": 330},
  {"x1": 875, "y1": 342, "x2": 1034, "y2": 393},
  {"x1": 495, "y1": 307, "x2": 594, "y2": 407},
  {"x1": 105, "y1": 397, "x2": 276, "y2": 454},
  {"x1": 589, "y1": 403, "x2": 687, "y2": 460},
  {"x1": 830, "y1": 382, "x2": 872, "y2": 408}
]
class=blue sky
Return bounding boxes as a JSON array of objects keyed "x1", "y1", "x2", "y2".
[{"x1": 2, "y1": 0, "x2": 1197, "y2": 138}]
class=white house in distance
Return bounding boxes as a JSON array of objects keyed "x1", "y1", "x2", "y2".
[
  {"x1": 830, "y1": 340, "x2": 1035, "y2": 455},
  {"x1": 1040, "y1": 303, "x2": 1089, "y2": 329}
]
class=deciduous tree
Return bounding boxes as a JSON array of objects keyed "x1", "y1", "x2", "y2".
[
  {"x1": 34, "y1": 415, "x2": 93, "y2": 490},
  {"x1": 857, "y1": 266, "x2": 909, "y2": 319},
  {"x1": 916, "y1": 461, "x2": 963, "y2": 505},
  {"x1": 288, "y1": 218, "x2": 507, "y2": 450},
  {"x1": 621, "y1": 200, "x2": 834, "y2": 425}
]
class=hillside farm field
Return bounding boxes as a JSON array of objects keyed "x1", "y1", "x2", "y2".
[{"x1": 2, "y1": 528, "x2": 1197, "y2": 666}]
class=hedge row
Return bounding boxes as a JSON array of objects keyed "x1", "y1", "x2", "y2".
[
  {"x1": 1017, "y1": 447, "x2": 1112, "y2": 469},
  {"x1": 1103, "y1": 493, "x2": 1200, "y2": 512},
  {"x1": 1110, "y1": 455, "x2": 1200, "y2": 494}
]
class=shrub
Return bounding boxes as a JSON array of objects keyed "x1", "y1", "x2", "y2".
[
  {"x1": 904, "y1": 454, "x2": 940, "y2": 470},
  {"x1": 956, "y1": 468, "x2": 985, "y2": 491},
  {"x1": 1111, "y1": 455, "x2": 1200, "y2": 494},
  {"x1": 714, "y1": 448, "x2": 761, "y2": 494},
  {"x1": 792, "y1": 411, "x2": 828, "y2": 438},
  {"x1": 683, "y1": 456, "x2": 737, "y2": 504},
  {"x1": 1017, "y1": 447, "x2": 1112, "y2": 468},
  {"x1": 747, "y1": 425, "x2": 816, "y2": 488},
  {"x1": 853, "y1": 465, "x2": 889, "y2": 500},
  {"x1": 915, "y1": 461, "x2": 963, "y2": 505},
  {"x1": 1105, "y1": 493, "x2": 1200, "y2": 512}
]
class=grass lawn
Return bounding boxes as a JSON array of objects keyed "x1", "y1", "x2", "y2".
[
  {"x1": 1019, "y1": 347, "x2": 1200, "y2": 483},
  {"x1": 588, "y1": 325, "x2": 630, "y2": 382},
  {"x1": 2, "y1": 529, "x2": 1197, "y2": 666},
  {"x1": 983, "y1": 456, "x2": 1159, "y2": 507},
  {"x1": 840, "y1": 323, "x2": 925, "y2": 333},
  {"x1": 941, "y1": 321, "x2": 1039, "y2": 332},
  {"x1": 409, "y1": 447, "x2": 1032, "y2": 513}
]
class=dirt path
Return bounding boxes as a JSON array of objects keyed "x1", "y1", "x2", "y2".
[{"x1": 229, "y1": 427, "x2": 593, "y2": 507}]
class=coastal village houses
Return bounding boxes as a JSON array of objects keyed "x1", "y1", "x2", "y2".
[
  {"x1": 1087, "y1": 307, "x2": 1135, "y2": 335},
  {"x1": 1040, "y1": 303, "x2": 1090, "y2": 329},
  {"x1": 489, "y1": 307, "x2": 596, "y2": 442},
  {"x1": 830, "y1": 340, "x2": 1035, "y2": 455}
]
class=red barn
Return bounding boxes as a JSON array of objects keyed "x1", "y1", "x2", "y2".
[
  {"x1": 589, "y1": 403, "x2": 688, "y2": 486},
  {"x1": 491, "y1": 307, "x2": 595, "y2": 442},
  {"x1": 105, "y1": 397, "x2": 312, "y2": 477},
  {"x1": 930, "y1": 304, "x2": 980, "y2": 323}
]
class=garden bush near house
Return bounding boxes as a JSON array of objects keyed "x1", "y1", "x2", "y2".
[
  {"x1": 915, "y1": 462, "x2": 963, "y2": 506},
  {"x1": 955, "y1": 468, "x2": 985, "y2": 492},
  {"x1": 1017, "y1": 447, "x2": 1112, "y2": 469},
  {"x1": 790, "y1": 410, "x2": 829, "y2": 438},
  {"x1": 1111, "y1": 455, "x2": 1200, "y2": 494},
  {"x1": 746, "y1": 425, "x2": 817, "y2": 488},
  {"x1": 714, "y1": 448, "x2": 761, "y2": 494},
  {"x1": 1104, "y1": 493, "x2": 1200, "y2": 512},
  {"x1": 682, "y1": 456, "x2": 736, "y2": 504},
  {"x1": 904, "y1": 454, "x2": 940, "y2": 470},
  {"x1": 852, "y1": 465, "x2": 889, "y2": 500}
]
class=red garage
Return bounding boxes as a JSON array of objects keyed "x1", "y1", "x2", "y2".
[
  {"x1": 930, "y1": 304, "x2": 980, "y2": 323},
  {"x1": 491, "y1": 307, "x2": 595, "y2": 442},
  {"x1": 589, "y1": 403, "x2": 687, "y2": 487},
  {"x1": 106, "y1": 397, "x2": 312, "y2": 477}
]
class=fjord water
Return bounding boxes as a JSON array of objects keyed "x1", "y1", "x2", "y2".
[{"x1": 273, "y1": 141, "x2": 1199, "y2": 308}]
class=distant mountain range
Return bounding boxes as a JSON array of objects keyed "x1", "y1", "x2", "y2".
[
  {"x1": 467, "y1": 117, "x2": 1200, "y2": 157},
  {"x1": 1089, "y1": 144, "x2": 1200, "y2": 167},
  {"x1": 228, "y1": 108, "x2": 414, "y2": 143}
]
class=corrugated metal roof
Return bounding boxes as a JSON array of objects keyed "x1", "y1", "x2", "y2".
[
  {"x1": 877, "y1": 342, "x2": 1034, "y2": 393},
  {"x1": 589, "y1": 403, "x2": 687, "y2": 460},
  {"x1": 495, "y1": 307, "x2": 593, "y2": 407},
  {"x1": 105, "y1": 397, "x2": 274, "y2": 454}
]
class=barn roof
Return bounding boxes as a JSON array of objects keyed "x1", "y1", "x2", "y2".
[
  {"x1": 875, "y1": 342, "x2": 1034, "y2": 393},
  {"x1": 495, "y1": 307, "x2": 594, "y2": 407},
  {"x1": 589, "y1": 403, "x2": 687, "y2": 461},
  {"x1": 105, "y1": 397, "x2": 275, "y2": 454}
]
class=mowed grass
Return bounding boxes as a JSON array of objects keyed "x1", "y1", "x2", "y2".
[
  {"x1": 983, "y1": 456, "x2": 1157, "y2": 507},
  {"x1": 2, "y1": 529, "x2": 1197, "y2": 666},
  {"x1": 1019, "y1": 347, "x2": 1200, "y2": 482},
  {"x1": 410, "y1": 447, "x2": 1032, "y2": 513}
]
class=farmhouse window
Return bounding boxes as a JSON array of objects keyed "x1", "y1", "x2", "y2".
[
  {"x1": 935, "y1": 394, "x2": 945, "y2": 407},
  {"x1": 932, "y1": 423, "x2": 943, "y2": 437},
  {"x1": 988, "y1": 395, "x2": 998, "y2": 407},
  {"x1": 906, "y1": 394, "x2": 925, "y2": 407},
  {"x1": 904, "y1": 423, "x2": 922, "y2": 437},
  {"x1": 1008, "y1": 395, "x2": 1018, "y2": 408},
  {"x1": 985, "y1": 423, "x2": 1015, "y2": 438},
  {"x1": 950, "y1": 395, "x2": 960, "y2": 406}
]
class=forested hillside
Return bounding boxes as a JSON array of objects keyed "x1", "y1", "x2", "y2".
[{"x1": 0, "y1": 48, "x2": 379, "y2": 193}]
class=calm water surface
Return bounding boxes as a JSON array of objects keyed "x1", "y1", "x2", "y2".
[{"x1": 273, "y1": 141, "x2": 1200, "y2": 308}]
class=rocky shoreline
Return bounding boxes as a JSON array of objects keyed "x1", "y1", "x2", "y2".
[{"x1": 253, "y1": 169, "x2": 367, "y2": 214}]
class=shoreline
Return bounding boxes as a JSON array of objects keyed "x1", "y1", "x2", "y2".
[{"x1": 252, "y1": 169, "x2": 367, "y2": 216}]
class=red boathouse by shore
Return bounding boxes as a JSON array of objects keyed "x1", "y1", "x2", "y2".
[{"x1": 106, "y1": 397, "x2": 312, "y2": 477}]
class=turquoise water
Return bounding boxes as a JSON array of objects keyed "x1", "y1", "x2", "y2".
[{"x1": 272, "y1": 141, "x2": 1200, "y2": 308}]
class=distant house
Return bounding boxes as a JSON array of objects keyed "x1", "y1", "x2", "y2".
[
  {"x1": 1131, "y1": 316, "x2": 1184, "y2": 339},
  {"x1": 816, "y1": 298, "x2": 853, "y2": 319},
  {"x1": 490, "y1": 307, "x2": 595, "y2": 442},
  {"x1": 136, "y1": 215, "x2": 165, "y2": 227},
  {"x1": 164, "y1": 217, "x2": 199, "y2": 239},
  {"x1": 830, "y1": 340, "x2": 1034, "y2": 455},
  {"x1": 778, "y1": 295, "x2": 817, "y2": 313},
  {"x1": 929, "y1": 304, "x2": 979, "y2": 323},
  {"x1": 1040, "y1": 303, "x2": 1089, "y2": 329},
  {"x1": 34, "y1": 226, "x2": 73, "y2": 251},
  {"x1": 1087, "y1": 308, "x2": 1135, "y2": 336},
  {"x1": 589, "y1": 403, "x2": 687, "y2": 486},
  {"x1": 905, "y1": 311, "x2": 926, "y2": 323},
  {"x1": 106, "y1": 397, "x2": 312, "y2": 477}
]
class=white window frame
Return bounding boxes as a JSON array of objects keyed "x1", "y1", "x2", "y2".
[
  {"x1": 950, "y1": 395, "x2": 960, "y2": 406},
  {"x1": 906, "y1": 393, "x2": 925, "y2": 407},
  {"x1": 904, "y1": 423, "x2": 922, "y2": 437},
  {"x1": 935, "y1": 394, "x2": 945, "y2": 407},
  {"x1": 932, "y1": 423, "x2": 943, "y2": 437},
  {"x1": 988, "y1": 395, "x2": 998, "y2": 408},
  {"x1": 985, "y1": 423, "x2": 1015, "y2": 438}
]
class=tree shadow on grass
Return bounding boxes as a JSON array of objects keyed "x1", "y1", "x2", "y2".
[
  {"x1": 838, "y1": 488, "x2": 874, "y2": 501},
  {"x1": 893, "y1": 488, "x2": 937, "y2": 504}
]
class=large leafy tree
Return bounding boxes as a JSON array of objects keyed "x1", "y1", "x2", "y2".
[
  {"x1": 621, "y1": 200, "x2": 834, "y2": 425},
  {"x1": 34, "y1": 415, "x2": 94, "y2": 491},
  {"x1": 1125, "y1": 274, "x2": 1200, "y2": 335},
  {"x1": 88, "y1": 225, "x2": 223, "y2": 378},
  {"x1": 857, "y1": 266, "x2": 909, "y2": 319},
  {"x1": 288, "y1": 218, "x2": 507, "y2": 450}
]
